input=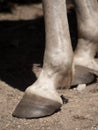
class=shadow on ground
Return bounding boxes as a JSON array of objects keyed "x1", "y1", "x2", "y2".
[{"x1": 0, "y1": 17, "x2": 45, "y2": 91}]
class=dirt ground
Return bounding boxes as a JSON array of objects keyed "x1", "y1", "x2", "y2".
[{"x1": 0, "y1": 2, "x2": 98, "y2": 130}]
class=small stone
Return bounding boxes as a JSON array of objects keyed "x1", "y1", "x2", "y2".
[{"x1": 77, "y1": 84, "x2": 86, "y2": 91}]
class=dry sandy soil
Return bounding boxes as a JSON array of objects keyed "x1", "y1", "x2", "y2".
[{"x1": 0, "y1": 2, "x2": 98, "y2": 130}]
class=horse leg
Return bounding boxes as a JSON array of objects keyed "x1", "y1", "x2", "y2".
[
  {"x1": 13, "y1": 0, "x2": 73, "y2": 118},
  {"x1": 74, "y1": 0, "x2": 98, "y2": 74}
]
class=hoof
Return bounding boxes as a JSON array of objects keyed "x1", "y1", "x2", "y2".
[
  {"x1": 12, "y1": 93, "x2": 62, "y2": 119},
  {"x1": 72, "y1": 65, "x2": 95, "y2": 86}
]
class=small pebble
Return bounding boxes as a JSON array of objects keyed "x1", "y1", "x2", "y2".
[{"x1": 77, "y1": 84, "x2": 86, "y2": 91}]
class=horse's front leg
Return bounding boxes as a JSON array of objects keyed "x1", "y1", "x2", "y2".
[
  {"x1": 74, "y1": 0, "x2": 98, "y2": 75},
  {"x1": 13, "y1": 0, "x2": 73, "y2": 118}
]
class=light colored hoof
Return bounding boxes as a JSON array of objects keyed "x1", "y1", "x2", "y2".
[
  {"x1": 72, "y1": 65, "x2": 95, "y2": 86},
  {"x1": 12, "y1": 93, "x2": 62, "y2": 119}
]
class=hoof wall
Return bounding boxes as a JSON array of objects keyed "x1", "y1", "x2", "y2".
[
  {"x1": 12, "y1": 94, "x2": 62, "y2": 119},
  {"x1": 72, "y1": 65, "x2": 95, "y2": 86}
]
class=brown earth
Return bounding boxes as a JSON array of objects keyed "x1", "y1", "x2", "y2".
[{"x1": 0, "y1": 2, "x2": 98, "y2": 130}]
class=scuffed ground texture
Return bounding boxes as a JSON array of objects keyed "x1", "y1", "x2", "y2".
[{"x1": 0, "y1": 1, "x2": 98, "y2": 130}]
